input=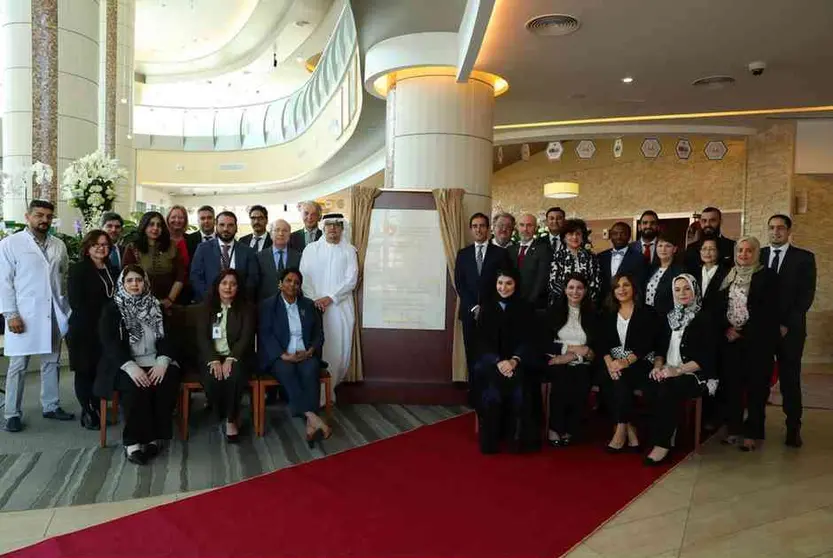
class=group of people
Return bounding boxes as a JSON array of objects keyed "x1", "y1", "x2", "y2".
[
  {"x1": 1, "y1": 200, "x2": 359, "y2": 465},
  {"x1": 457, "y1": 206, "x2": 816, "y2": 463}
]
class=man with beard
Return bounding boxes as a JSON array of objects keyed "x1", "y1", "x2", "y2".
[
  {"x1": 630, "y1": 210, "x2": 660, "y2": 266},
  {"x1": 190, "y1": 211, "x2": 260, "y2": 302},
  {"x1": 1, "y1": 200, "x2": 74, "y2": 432},
  {"x1": 684, "y1": 206, "x2": 735, "y2": 270}
]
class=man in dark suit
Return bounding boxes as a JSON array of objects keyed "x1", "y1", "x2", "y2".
[
  {"x1": 599, "y1": 221, "x2": 645, "y2": 301},
  {"x1": 186, "y1": 205, "x2": 216, "y2": 260},
  {"x1": 684, "y1": 206, "x2": 736, "y2": 270},
  {"x1": 190, "y1": 211, "x2": 260, "y2": 302},
  {"x1": 289, "y1": 201, "x2": 323, "y2": 253},
  {"x1": 239, "y1": 205, "x2": 272, "y2": 253},
  {"x1": 491, "y1": 212, "x2": 516, "y2": 248},
  {"x1": 258, "y1": 219, "x2": 301, "y2": 301},
  {"x1": 454, "y1": 213, "x2": 512, "y2": 381},
  {"x1": 630, "y1": 210, "x2": 660, "y2": 267},
  {"x1": 507, "y1": 213, "x2": 548, "y2": 309},
  {"x1": 761, "y1": 214, "x2": 817, "y2": 448},
  {"x1": 100, "y1": 212, "x2": 126, "y2": 272}
]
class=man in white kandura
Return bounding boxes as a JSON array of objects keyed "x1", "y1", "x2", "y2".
[
  {"x1": 298, "y1": 213, "x2": 358, "y2": 402},
  {"x1": 1, "y1": 200, "x2": 74, "y2": 432}
]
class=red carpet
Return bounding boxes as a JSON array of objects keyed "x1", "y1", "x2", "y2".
[{"x1": 9, "y1": 414, "x2": 685, "y2": 558}]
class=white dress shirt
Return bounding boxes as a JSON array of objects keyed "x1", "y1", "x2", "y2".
[
  {"x1": 610, "y1": 247, "x2": 628, "y2": 276},
  {"x1": 768, "y1": 243, "x2": 789, "y2": 272},
  {"x1": 217, "y1": 238, "x2": 237, "y2": 269},
  {"x1": 666, "y1": 329, "x2": 685, "y2": 367},
  {"x1": 549, "y1": 234, "x2": 562, "y2": 252},
  {"x1": 640, "y1": 239, "x2": 657, "y2": 262},
  {"x1": 617, "y1": 314, "x2": 630, "y2": 346},
  {"x1": 701, "y1": 265, "x2": 718, "y2": 294},
  {"x1": 249, "y1": 235, "x2": 267, "y2": 251},
  {"x1": 282, "y1": 295, "x2": 306, "y2": 354}
]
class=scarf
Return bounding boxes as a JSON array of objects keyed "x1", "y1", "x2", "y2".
[
  {"x1": 114, "y1": 268, "x2": 165, "y2": 345},
  {"x1": 719, "y1": 236, "x2": 763, "y2": 292},
  {"x1": 667, "y1": 273, "x2": 702, "y2": 331}
]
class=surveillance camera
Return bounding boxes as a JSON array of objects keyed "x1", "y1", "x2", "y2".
[{"x1": 748, "y1": 61, "x2": 766, "y2": 76}]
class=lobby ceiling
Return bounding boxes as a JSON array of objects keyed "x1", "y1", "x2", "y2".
[{"x1": 476, "y1": 0, "x2": 833, "y2": 126}]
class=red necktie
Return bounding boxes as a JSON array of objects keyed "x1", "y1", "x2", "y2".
[
  {"x1": 642, "y1": 243, "x2": 652, "y2": 264},
  {"x1": 518, "y1": 245, "x2": 528, "y2": 267}
]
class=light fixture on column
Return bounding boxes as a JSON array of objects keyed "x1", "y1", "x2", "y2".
[{"x1": 543, "y1": 181, "x2": 579, "y2": 199}]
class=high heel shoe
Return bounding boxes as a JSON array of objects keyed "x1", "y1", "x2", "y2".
[
  {"x1": 643, "y1": 449, "x2": 672, "y2": 467},
  {"x1": 306, "y1": 428, "x2": 324, "y2": 449},
  {"x1": 605, "y1": 441, "x2": 626, "y2": 454}
]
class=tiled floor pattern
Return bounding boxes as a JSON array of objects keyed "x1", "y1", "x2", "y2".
[{"x1": 3, "y1": 409, "x2": 833, "y2": 557}]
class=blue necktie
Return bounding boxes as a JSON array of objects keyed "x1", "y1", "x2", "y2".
[{"x1": 109, "y1": 247, "x2": 120, "y2": 269}]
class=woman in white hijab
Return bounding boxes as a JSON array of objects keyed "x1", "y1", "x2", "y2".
[
  {"x1": 719, "y1": 236, "x2": 779, "y2": 452},
  {"x1": 645, "y1": 273, "x2": 716, "y2": 466}
]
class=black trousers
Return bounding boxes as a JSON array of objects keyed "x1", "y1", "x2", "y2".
[
  {"x1": 74, "y1": 364, "x2": 99, "y2": 411},
  {"x1": 777, "y1": 331, "x2": 806, "y2": 429},
  {"x1": 200, "y1": 359, "x2": 247, "y2": 422},
  {"x1": 723, "y1": 338, "x2": 773, "y2": 440},
  {"x1": 117, "y1": 365, "x2": 181, "y2": 446},
  {"x1": 599, "y1": 360, "x2": 650, "y2": 424},
  {"x1": 545, "y1": 363, "x2": 592, "y2": 436},
  {"x1": 473, "y1": 359, "x2": 540, "y2": 454},
  {"x1": 646, "y1": 374, "x2": 704, "y2": 448}
]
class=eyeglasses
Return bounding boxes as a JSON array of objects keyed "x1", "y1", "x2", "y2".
[{"x1": 93, "y1": 242, "x2": 110, "y2": 249}]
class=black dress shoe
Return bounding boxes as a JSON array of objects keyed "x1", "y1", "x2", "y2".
[
  {"x1": 80, "y1": 409, "x2": 100, "y2": 431},
  {"x1": 143, "y1": 442, "x2": 162, "y2": 459},
  {"x1": 605, "y1": 444, "x2": 626, "y2": 454},
  {"x1": 43, "y1": 407, "x2": 75, "y2": 421},
  {"x1": 4, "y1": 417, "x2": 23, "y2": 432},
  {"x1": 548, "y1": 438, "x2": 562, "y2": 448},
  {"x1": 785, "y1": 428, "x2": 803, "y2": 448},
  {"x1": 125, "y1": 448, "x2": 148, "y2": 465}
]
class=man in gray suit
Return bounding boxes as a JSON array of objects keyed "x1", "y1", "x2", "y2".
[
  {"x1": 507, "y1": 213, "x2": 549, "y2": 310},
  {"x1": 258, "y1": 219, "x2": 301, "y2": 301}
]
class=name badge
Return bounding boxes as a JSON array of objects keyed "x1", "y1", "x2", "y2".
[{"x1": 212, "y1": 325, "x2": 223, "y2": 340}]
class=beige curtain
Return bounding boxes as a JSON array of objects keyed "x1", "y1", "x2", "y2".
[
  {"x1": 432, "y1": 188, "x2": 468, "y2": 382},
  {"x1": 346, "y1": 185, "x2": 381, "y2": 382}
]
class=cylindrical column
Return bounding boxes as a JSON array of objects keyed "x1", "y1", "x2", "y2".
[{"x1": 388, "y1": 73, "x2": 495, "y2": 216}]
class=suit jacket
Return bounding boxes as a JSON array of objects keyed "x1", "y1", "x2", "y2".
[
  {"x1": 719, "y1": 267, "x2": 780, "y2": 349},
  {"x1": 629, "y1": 239, "x2": 659, "y2": 267},
  {"x1": 760, "y1": 245, "x2": 816, "y2": 335},
  {"x1": 689, "y1": 263, "x2": 730, "y2": 316},
  {"x1": 598, "y1": 245, "x2": 646, "y2": 300},
  {"x1": 475, "y1": 297, "x2": 535, "y2": 364},
  {"x1": 186, "y1": 231, "x2": 206, "y2": 260},
  {"x1": 190, "y1": 239, "x2": 260, "y2": 302},
  {"x1": 93, "y1": 301, "x2": 176, "y2": 398},
  {"x1": 454, "y1": 243, "x2": 512, "y2": 322},
  {"x1": 257, "y1": 294, "x2": 324, "y2": 372},
  {"x1": 598, "y1": 306, "x2": 657, "y2": 361},
  {"x1": 239, "y1": 233, "x2": 273, "y2": 253},
  {"x1": 644, "y1": 263, "x2": 684, "y2": 318},
  {"x1": 507, "y1": 241, "x2": 549, "y2": 308},
  {"x1": 67, "y1": 258, "x2": 115, "y2": 370},
  {"x1": 289, "y1": 228, "x2": 322, "y2": 253},
  {"x1": 685, "y1": 236, "x2": 736, "y2": 271},
  {"x1": 654, "y1": 310, "x2": 717, "y2": 381},
  {"x1": 257, "y1": 246, "x2": 302, "y2": 301},
  {"x1": 195, "y1": 302, "x2": 256, "y2": 367}
]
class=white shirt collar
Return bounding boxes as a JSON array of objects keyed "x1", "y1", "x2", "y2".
[
  {"x1": 612, "y1": 246, "x2": 628, "y2": 255},
  {"x1": 474, "y1": 241, "x2": 489, "y2": 249},
  {"x1": 519, "y1": 238, "x2": 534, "y2": 247},
  {"x1": 642, "y1": 238, "x2": 656, "y2": 247},
  {"x1": 770, "y1": 243, "x2": 790, "y2": 254},
  {"x1": 201, "y1": 232, "x2": 214, "y2": 240},
  {"x1": 217, "y1": 237, "x2": 234, "y2": 248},
  {"x1": 281, "y1": 294, "x2": 297, "y2": 307}
]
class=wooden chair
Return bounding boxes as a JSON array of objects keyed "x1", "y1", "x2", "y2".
[
  {"x1": 98, "y1": 392, "x2": 121, "y2": 448},
  {"x1": 255, "y1": 369, "x2": 333, "y2": 436},
  {"x1": 684, "y1": 396, "x2": 703, "y2": 453},
  {"x1": 178, "y1": 370, "x2": 259, "y2": 440}
]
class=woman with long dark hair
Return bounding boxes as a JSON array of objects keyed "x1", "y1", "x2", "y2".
[
  {"x1": 544, "y1": 272, "x2": 597, "y2": 447},
  {"x1": 196, "y1": 269, "x2": 255, "y2": 442},
  {"x1": 473, "y1": 267, "x2": 540, "y2": 454},
  {"x1": 123, "y1": 211, "x2": 185, "y2": 308},
  {"x1": 67, "y1": 230, "x2": 116, "y2": 429}
]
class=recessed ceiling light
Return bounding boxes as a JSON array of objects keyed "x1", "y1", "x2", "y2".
[{"x1": 621, "y1": 76, "x2": 634, "y2": 84}]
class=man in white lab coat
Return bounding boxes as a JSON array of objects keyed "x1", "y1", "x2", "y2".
[{"x1": 1, "y1": 200, "x2": 74, "y2": 432}]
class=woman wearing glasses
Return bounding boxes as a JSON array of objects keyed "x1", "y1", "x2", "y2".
[{"x1": 67, "y1": 230, "x2": 116, "y2": 430}]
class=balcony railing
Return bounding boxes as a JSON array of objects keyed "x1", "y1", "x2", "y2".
[{"x1": 133, "y1": 3, "x2": 359, "y2": 152}]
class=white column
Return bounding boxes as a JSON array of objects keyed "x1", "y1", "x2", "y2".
[
  {"x1": 1, "y1": 0, "x2": 34, "y2": 222},
  {"x1": 112, "y1": 0, "x2": 135, "y2": 216}
]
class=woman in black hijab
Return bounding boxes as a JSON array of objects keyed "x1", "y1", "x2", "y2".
[{"x1": 473, "y1": 267, "x2": 541, "y2": 454}]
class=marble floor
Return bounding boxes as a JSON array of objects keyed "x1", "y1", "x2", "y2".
[{"x1": 3, "y1": 409, "x2": 833, "y2": 556}]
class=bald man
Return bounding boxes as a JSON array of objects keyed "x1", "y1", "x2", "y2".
[
  {"x1": 258, "y1": 219, "x2": 302, "y2": 300},
  {"x1": 507, "y1": 213, "x2": 549, "y2": 309}
]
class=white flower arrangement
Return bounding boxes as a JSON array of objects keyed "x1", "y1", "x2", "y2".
[{"x1": 61, "y1": 151, "x2": 128, "y2": 230}]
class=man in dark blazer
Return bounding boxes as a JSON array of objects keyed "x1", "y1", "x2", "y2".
[
  {"x1": 507, "y1": 213, "x2": 549, "y2": 309},
  {"x1": 454, "y1": 213, "x2": 512, "y2": 380},
  {"x1": 186, "y1": 205, "x2": 217, "y2": 260},
  {"x1": 190, "y1": 211, "x2": 260, "y2": 302},
  {"x1": 239, "y1": 205, "x2": 273, "y2": 253},
  {"x1": 289, "y1": 201, "x2": 323, "y2": 253},
  {"x1": 100, "y1": 212, "x2": 126, "y2": 272},
  {"x1": 599, "y1": 221, "x2": 645, "y2": 300},
  {"x1": 761, "y1": 214, "x2": 817, "y2": 448},
  {"x1": 630, "y1": 210, "x2": 660, "y2": 267},
  {"x1": 684, "y1": 206, "x2": 736, "y2": 270},
  {"x1": 258, "y1": 219, "x2": 301, "y2": 301}
]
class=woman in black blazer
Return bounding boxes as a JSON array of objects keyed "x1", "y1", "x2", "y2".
[
  {"x1": 474, "y1": 267, "x2": 540, "y2": 454},
  {"x1": 67, "y1": 230, "x2": 117, "y2": 430},
  {"x1": 544, "y1": 272, "x2": 597, "y2": 447},
  {"x1": 720, "y1": 236, "x2": 779, "y2": 452},
  {"x1": 196, "y1": 269, "x2": 255, "y2": 443},
  {"x1": 93, "y1": 264, "x2": 181, "y2": 465},
  {"x1": 598, "y1": 273, "x2": 656, "y2": 452},
  {"x1": 643, "y1": 234, "x2": 684, "y2": 318},
  {"x1": 645, "y1": 273, "x2": 716, "y2": 465},
  {"x1": 687, "y1": 238, "x2": 729, "y2": 316}
]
